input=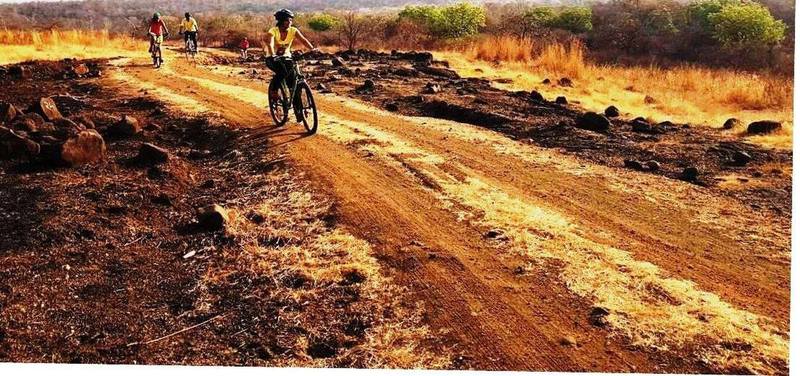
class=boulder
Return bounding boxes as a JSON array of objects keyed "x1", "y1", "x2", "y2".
[
  {"x1": 681, "y1": 167, "x2": 699, "y2": 182},
  {"x1": 197, "y1": 204, "x2": 229, "y2": 231},
  {"x1": 542, "y1": 78, "x2": 551, "y2": 84},
  {"x1": 385, "y1": 102, "x2": 399, "y2": 112},
  {"x1": 631, "y1": 119, "x2": 652, "y2": 133},
  {"x1": 73, "y1": 63, "x2": 90, "y2": 76},
  {"x1": 558, "y1": 77, "x2": 573, "y2": 87},
  {"x1": 60, "y1": 129, "x2": 106, "y2": 166},
  {"x1": 9, "y1": 65, "x2": 32, "y2": 79},
  {"x1": 331, "y1": 56, "x2": 346, "y2": 67},
  {"x1": 414, "y1": 64, "x2": 459, "y2": 79},
  {"x1": 731, "y1": 151, "x2": 752, "y2": 166},
  {"x1": 624, "y1": 160, "x2": 644, "y2": 171},
  {"x1": 747, "y1": 121, "x2": 781, "y2": 135},
  {"x1": 315, "y1": 82, "x2": 331, "y2": 93},
  {"x1": 645, "y1": 160, "x2": 661, "y2": 171},
  {"x1": 529, "y1": 90, "x2": 545, "y2": 102},
  {"x1": 112, "y1": 115, "x2": 141, "y2": 137},
  {"x1": 555, "y1": 96, "x2": 568, "y2": 105},
  {"x1": 604, "y1": 106, "x2": 620, "y2": 118},
  {"x1": 137, "y1": 142, "x2": 170, "y2": 164},
  {"x1": 0, "y1": 102, "x2": 18, "y2": 124},
  {"x1": 644, "y1": 95, "x2": 657, "y2": 104},
  {"x1": 723, "y1": 118, "x2": 741, "y2": 130},
  {"x1": 29, "y1": 97, "x2": 63, "y2": 122},
  {"x1": 423, "y1": 83, "x2": 441, "y2": 94},
  {"x1": 0, "y1": 126, "x2": 40, "y2": 159},
  {"x1": 576, "y1": 112, "x2": 610, "y2": 132}
]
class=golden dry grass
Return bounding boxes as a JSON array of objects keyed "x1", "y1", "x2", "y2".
[
  {"x1": 0, "y1": 29, "x2": 142, "y2": 64},
  {"x1": 444, "y1": 36, "x2": 793, "y2": 149}
]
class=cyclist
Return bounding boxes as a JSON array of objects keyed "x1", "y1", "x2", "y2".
[
  {"x1": 179, "y1": 12, "x2": 199, "y2": 53},
  {"x1": 265, "y1": 9, "x2": 317, "y2": 122},
  {"x1": 239, "y1": 37, "x2": 250, "y2": 60},
  {"x1": 148, "y1": 12, "x2": 169, "y2": 65}
]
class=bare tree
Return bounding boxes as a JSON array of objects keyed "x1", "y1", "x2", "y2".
[{"x1": 338, "y1": 11, "x2": 379, "y2": 51}]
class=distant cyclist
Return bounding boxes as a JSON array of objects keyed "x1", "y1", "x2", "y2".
[
  {"x1": 239, "y1": 37, "x2": 250, "y2": 60},
  {"x1": 148, "y1": 12, "x2": 169, "y2": 64},
  {"x1": 265, "y1": 9, "x2": 317, "y2": 122},
  {"x1": 179, "y1": 12, "x2": 199, "y2": 52}
]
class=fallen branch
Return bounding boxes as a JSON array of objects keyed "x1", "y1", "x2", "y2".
[{"x1": 127, "y1": 314, "x2": 225, "y2": 347}]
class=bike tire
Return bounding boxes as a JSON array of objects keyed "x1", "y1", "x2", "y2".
[
  {"x1": 268, "y1": 79, "x2": 289, "y2": 126},
  {"x1": 297, "y1": 82, "x2": 318, "y2": 135}
]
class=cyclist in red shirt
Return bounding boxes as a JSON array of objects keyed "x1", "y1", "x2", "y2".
[
  {"x1": 239, "y1": 37, "x2": 250, "y2": 60},
  {"x1": 148, "y1": 13, "x2": 169, "y2": 64}
]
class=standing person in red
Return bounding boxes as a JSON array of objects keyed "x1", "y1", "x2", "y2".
[
  {"x1": 148, "y1": 12, "x2": 169, "y2": 65},
  {"x1": 239, "y1": 37, "x2": 250, "y2": 60}
]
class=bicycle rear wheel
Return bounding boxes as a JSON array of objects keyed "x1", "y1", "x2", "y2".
[
  {"x1": 297, "y1": 82, "x2": 318, "y2": 135},
  {"x1": 268, "y1": 80, "x2": 289, "y2": 126}
]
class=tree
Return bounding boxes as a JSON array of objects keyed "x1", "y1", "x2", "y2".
[
  {"x1": 308, "y1": 14, "x2": 339, "y2": 32},
  {"x1": 398, "y1": 3, "x2": 485, "y2": 39},
  {"x1": 551, "y1": 7, "x2": 593, "y2": 34},
  {"x1": 521, "y1": 7, "x2": 557, "y2": 37},
  {"x1": 707, "y1": 2, "x2": 786, "y2": 47},
  {"x1": 338, "y1": 12, "x2": 380, "y2": 51}
]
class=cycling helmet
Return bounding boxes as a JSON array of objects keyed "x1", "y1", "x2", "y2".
[
  {"x1": 185, "y1": 12, "x2": 191, "y2": 18},
  {"x1": 153, "y1": 12, "x2": 161, "y2": 19},
  {"x1": 274, "y1": 9, "x2": 294, "y2": 21}
]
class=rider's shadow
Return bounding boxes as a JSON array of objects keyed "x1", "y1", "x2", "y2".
[{"x1": 245, "y1": 124, "x2": 312, "y2": 147}]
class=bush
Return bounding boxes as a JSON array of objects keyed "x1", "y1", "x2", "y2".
[
  {"x1": 551, "y1": 7, "x2": 592, "y2": 34},
  {"x1": 523, "y1": 7, "x2": 557, "y2": 32},
  {"x1": 308, "y1": 14, "x2": 340, "y2": 32},
  {"x1": 398, "y1": 3, "x2": 485, "y2": 39},
  {"x1": 708, "y1": 2, "x2": 786, "y2": 47}
]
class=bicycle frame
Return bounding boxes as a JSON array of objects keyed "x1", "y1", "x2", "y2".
[{"x1": 272, "y1": 55, "x2": 307, "y2": 110}]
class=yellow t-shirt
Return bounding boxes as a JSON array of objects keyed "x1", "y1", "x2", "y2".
[
  {"x1": 268, "y1": 26, "x2": 298, "y2": 56},
  {"x1": 181, "y1": 18, "x2": 198, "y2": 32}
]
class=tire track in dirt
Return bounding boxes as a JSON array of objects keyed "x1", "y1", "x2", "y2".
[{"x1": 106, "y1": 56, "x2": 789, "y2": 373}]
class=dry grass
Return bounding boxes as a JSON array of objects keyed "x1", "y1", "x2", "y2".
[
  {"x1": 0, "y1": 29, "x2": 141, "y2": 64},
  {"x1": 444, "y1": 36, "x2": 793, "y2": 149}
]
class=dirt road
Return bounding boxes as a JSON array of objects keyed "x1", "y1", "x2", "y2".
[{"x1": 106, "y1": 51, "x2": 790, "y2": 374}]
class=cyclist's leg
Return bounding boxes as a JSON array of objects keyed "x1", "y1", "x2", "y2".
[
  {"x1": 189, "y1": 32, "x2": 197, "y2": 51},
  {"x1": 284, "y1": 61, "x2": 303, "y2": 120}
]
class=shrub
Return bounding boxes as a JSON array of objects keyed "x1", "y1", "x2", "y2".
[
  {"x1": 398, "y1": 3, "x2": 485, "y2": 39},
  {"x1": 551, "y1": 7, "x2": 593, "y2": 34},
  {"x1": 707, "y1": 2, "x2": 786, "y2": 47},
  {"x1": 308, "y1": 14, "x2": 340, "y2": 32}
]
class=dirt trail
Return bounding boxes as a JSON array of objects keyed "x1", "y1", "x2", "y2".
[{"x1": 105, "y1": 52, "x2": 789, "y2": 374}]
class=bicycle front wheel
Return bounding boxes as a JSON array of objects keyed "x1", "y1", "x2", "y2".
[{"x1": 298, "y1": 82, "x2": 318, "y2": 135}]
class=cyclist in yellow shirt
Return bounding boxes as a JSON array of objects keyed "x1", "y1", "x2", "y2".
[
  {"x1": 179, "y1": 12, "x2": 199, "y2": 53},
  {"x1": 265, "y1": 9, "x2": 316, "y2": 122}
]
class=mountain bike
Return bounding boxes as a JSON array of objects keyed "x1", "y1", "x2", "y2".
[
  {"x1": 182, "y1": 32, "x2": 198, "y2": 62},
  {"x1": 148, "y1": 32, "x2": 166, "y2": 68},
  {"x1": 267, "y1": 53, "x2": 318, "y2": 135}
]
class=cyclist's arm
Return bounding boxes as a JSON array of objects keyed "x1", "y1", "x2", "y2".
[
  {"x1": 295, "y1": 30, "x2": 315, "y2": 50},
  {"x1": 162, "y1": 21, "x2": 170, "y2": 36},
  {"x1": 266, "y1": 34, "x2": 276, "y2": 56}
]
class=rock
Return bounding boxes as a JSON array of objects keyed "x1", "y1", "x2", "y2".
[
  {"x1": 631, "y1": 119, "x2": 652, "y2": 133},
  {"x1": 71, "y1": 114, "x2": 95, "y2": 129},
  {"x1": 681, "y1": 167, "x2": 699, "y2": 182},
  {"x1": 414, "y1": 64, "x2": 459, "y2": 79},
  {"x1": 197, "y1": 204, "x2": 229, "y2": 231},
  {"x1": 315, "y1": 83, "x2": 331, "y2": 93},
  {"x1": 645, "y1": 160, "x2": 661, "y2": 171},
  {"x1": 112, "y1": 115, "x2": 141, "y2": 137},
  {"x1": 589, "y1": 307, "x2": 609, "y2": 327},
  {"x1": 0, "y1": 102, "x2": 18, "y2": 124},
  {"x1": 60, "y1": 129, "x2": 106, "y2": 166},
  {"x1": 558, "y1": 77, "x2": 573, "y2": 87},
  {"x1": 29, "y1": 97, "x2": 63, "y2": 122},
  {"x1": 423, "y1": 83, "x2": 441, "y2": 94},
  {"x1": 73, "y1": 63, "x2": 90, "y2": 76},
  {"x1": 604, "y1": 106, "x2": 620, "y2": 118},
  {"x1": 559, "y1": 336, "x2": 577, "y2": 347},
  {"x1": 0, "y1": 126, "x2": 40, "y2": 159},
  {"x1": 624, "y1": 160, "x2": 644, "y2": 171},
  {"x1": 723, "y1": 118, "x2": 741, "y2": 130},
  {"x1": 555, "y1": 96, "x2": 568, "y2": 105},
  {"x1": 484, "y1": 229, "x2": 504, "y2": 239},
  {"x1": 137, "y1": 142, "x2": 170, "y2": 164},
  {"x1": 747, "y1": 120, "x2": 781, "y2": 135},
  {"x1": 644, "y1": 95, "x2": 657, "y2": 104},
  {"x1": 331, "y1": 56, "x2": 346, "y2": 67},
  {"x1": 542, "y1": 78, "x2": 551, "y2": 84},
  {"x1": 9, "y1": 65, "x2": 32, "y2": 79},
  {"x1": 576, "y1": 112, "x2": 610, "y2": 132},
  {"x1": 385, "y1": 102, "x2": 399, "y2": 112},
  {"x1": 361, "y1": 79, "x2": 375, "y2": 91},
  {"x1": 529, "y1": 90, "x2": 545, "y2": 102},
  {"x1": 732, "y1": 151, "x2": 752, "y2": 166},
  {"x1": 246, "y1": 211, "x2": 266, "y2": 224}
]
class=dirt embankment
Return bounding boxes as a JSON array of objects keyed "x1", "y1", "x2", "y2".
[
  {"x1": 228, "y1": 49, "x2": 790, "y2": 217},
  {"x1": 0, "y1": 59, "x2": 448, "y2": 367}
]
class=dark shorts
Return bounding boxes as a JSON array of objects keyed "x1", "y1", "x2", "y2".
[{"x1": 183, "y1": 31, "x2": 197, "y2": 46}]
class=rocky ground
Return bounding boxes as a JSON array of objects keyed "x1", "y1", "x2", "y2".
[
  {"x1": 0, "y1": 59, "x2": 446, "y2": 367},
  {"x1": 225, "y1": 49, "x2": 791, "y2": 217}
]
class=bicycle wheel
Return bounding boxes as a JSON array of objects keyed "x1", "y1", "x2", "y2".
[
  {"x1": 297, "y1": 82, "x2": 318, "y2": 135},
  {"x1": 268, "y1": 79, "x2": 289, "y2": 126}
]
